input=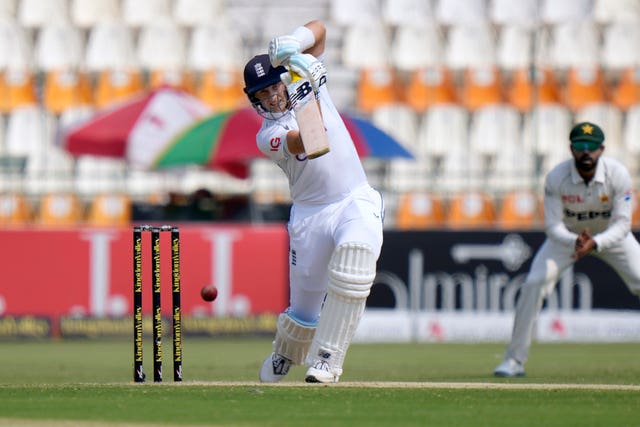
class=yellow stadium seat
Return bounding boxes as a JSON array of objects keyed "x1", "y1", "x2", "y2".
[
  {"x1": 460, "y1": 66, "x2": 504, "y2": 111},
  {"x1": 356, "y1": 67, "x2": 401, "y2": 114},
  {"x1": 36, "y1": 193, "x2": 84, "y2": 227},
  {"x1": 0, "y1": 193, "x2": 33, "y2": 226},
  {"x1": 497, "y1": 190, "x2": 541, "y2": 230},
  {"x1": 395, "y1": 192, "x2": 445, "y2": 229},
  {"x1": 0, "y1": 69, "x2": 38, "y2": 113},
  {"x1": 86, "y1": 193, "x2": 132, "y2": 226},
  {"x1": 611, "y1": 67, "x2": 640, "y2": 111},
  {"x1": 94, "y1": 69, "x2": 145, "y2": 109},
  {"x1": 445, "y1": 191, "x2": 496, "y2": 229},
  {"x1": 402, "y1": 67, "x2": 457, "y2": 113},
  {"x1": 195, "y1": 69, "x2": 247, "y2": 112},
  {"x1": 564, "y1": 66, "x2": 607, "y2": 111},
  {"x1": 42, "y1": 69, "x2": 93, "y2": 113}
]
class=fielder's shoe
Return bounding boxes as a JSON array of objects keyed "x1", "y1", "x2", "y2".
[
  {"x1": 259, "y1": 353, "x2": 292, "y2": 383},
  {"x1": 305, "y1": 359, "x2": 339, "y2": 383},
  {"x1": 494, "y1": 358, "x2": 525, "y2": 377}
]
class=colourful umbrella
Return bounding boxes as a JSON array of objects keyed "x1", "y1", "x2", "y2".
[{"x1": 341, "y1": 113, "x2": 414, "y2": 159}]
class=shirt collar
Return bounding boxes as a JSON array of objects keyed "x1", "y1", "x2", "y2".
[{"x1": 570, "y1": 158, "x2": 605, "y2": 184}]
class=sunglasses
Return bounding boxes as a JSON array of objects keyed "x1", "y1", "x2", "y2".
[{"x1": 571, "y1": 141, "x2": 601, "y2": 152}]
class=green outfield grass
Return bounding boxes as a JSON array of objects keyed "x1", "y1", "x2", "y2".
[{"x1": 1, "y1": 338, "x2": 639, "y2": 426}]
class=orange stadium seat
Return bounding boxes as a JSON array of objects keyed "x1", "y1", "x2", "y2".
[
  {"x1": 395, "y1": 192, "x2": 445, "y2": 229},
  {"x1": 94, "y1": 69, "x2": 146, "y2": 109},
  {"x1": 0, "y1": 193, "x2": 33, "y2": 226},
  {"x1": 0, "y1": 69, "x2": 37, "y2": 113},
  {"x1": 402, "y1": 66, "x2": 457, "y2": 113},
  {"x1": 564, "y1": 66, "x2": 607, "y2": 111},
  {"x1": 497, "y1": 189, "x2": 541, "y2": 230},
  {"x1": 356, "y1": 66, "x2": 401, "y2": 114},
  {"x1": 445, "y1": 191, "x2": 496, "y2": 229},
  {"x1": 86, "y1": 193, "x2": 132, "y2": 227},
  {"x1": 611, "y1": 67, "x2": 640, "y2": 111},
  {"x1": 42, "y1": 69, "x2": 93, "y2": 113},
  {"x1": 195, "y1": 69, "x2": 247, "y2": 112},
  {"x1": 460, "y1": 66, "x2": 503, "y2": 111},
  {"x1": 632, "y1": 191, "x2": 640, "y2": 229},
  {"x1": 36, "y1": 193, "x2": 84, "y2": 227},
  {"x1": 148, "y1": 69, "x2": 195, "y2": 93},
  {"x1": 506, "y1": 67, "x2": 561, "y2": 111}
]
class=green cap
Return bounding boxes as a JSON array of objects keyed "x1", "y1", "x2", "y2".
[{"x1": 569, "y1": 122, "x2": 605, "y2": 145}]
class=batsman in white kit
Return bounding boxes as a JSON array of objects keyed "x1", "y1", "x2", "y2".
[
  {"x1": 495, "y1": 122, "x2": 640, "y2": 377},
  {"x1": 242, "y1": 20, "x2": 384, "y2": 383}
]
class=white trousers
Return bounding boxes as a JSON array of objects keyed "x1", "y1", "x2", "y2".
[
  {"x1": 286, "y1": 184, "x2": 384, "y2": 323},
  {"x1": 506, "y1": 232, "x2": 640, "y2": 363}
]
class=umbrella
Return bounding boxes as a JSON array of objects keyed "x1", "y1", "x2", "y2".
[
  {"x1": 64, "y1": 87, "x2": 212, "y2": 161},
  {"x1": 341, "y1": 113, "x2": 414, "y2": 159}
]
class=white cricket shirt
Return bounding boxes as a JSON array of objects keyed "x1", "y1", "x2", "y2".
[
  {"x1": 543, "y1": 156, "x2": 633, "y2": 251},
  {"x1": 256, "y1": 81, "x2": 367, "y2": 206}
]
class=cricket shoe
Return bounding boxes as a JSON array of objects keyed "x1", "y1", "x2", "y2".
[
  {"x1": 305, "y1": 359, "x2": 339, "y2": 383},
  {"x1": 493, "y1": 358, "x2": 525, "y2": 377},
  {"x1": 259, "y1": 353, "x2": 292, "y2": 383}
]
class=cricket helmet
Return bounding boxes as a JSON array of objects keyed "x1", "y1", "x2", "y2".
[{"x1": 243, "y1": 54, "x2": 287, "y2": 105}]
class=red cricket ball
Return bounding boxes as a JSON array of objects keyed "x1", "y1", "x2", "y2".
[{"x1": 200, "y1": 285, "x2": 218, "y2": 302}]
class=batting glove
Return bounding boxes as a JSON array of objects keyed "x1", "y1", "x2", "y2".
[
  {"x1": 288, "y1": 53, "x2": 327, "y2": 92},
  {"x1": 269, "y1": 35, "x2": 301, "y2": 67}
]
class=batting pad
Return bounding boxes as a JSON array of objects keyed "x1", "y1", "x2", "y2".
[
  {"x1": 273, "y1": 311, "x2": 316, "y2": 365},
  {"x1": 306, "y1": 242, "x2": 377, "y2": 375}
]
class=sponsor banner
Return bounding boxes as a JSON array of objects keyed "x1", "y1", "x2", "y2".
[
  {"x1": 371, "y1": 231, "x2": 640, "y2": 312},
  {"x1": 0, "y1": 316, "x2": 51, "y2": 339},
  {"x1": 355, "y1": 310, "x2": 640, "y2": 342},
  {"x1": 0, "y1": 225, "x2": 289, "y2": 319}
]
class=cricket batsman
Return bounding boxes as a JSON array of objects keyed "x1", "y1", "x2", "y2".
[
  {"x1": 495, "y1": 122, "x2": 640, "y2": 377},
  {"x1": 242, "y1": 20, "x2": 384, "y2": 383}
]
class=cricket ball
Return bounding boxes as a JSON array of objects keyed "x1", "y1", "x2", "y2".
[{"x1": 200, "y1": 285, "x2": 218, "y2": 302}]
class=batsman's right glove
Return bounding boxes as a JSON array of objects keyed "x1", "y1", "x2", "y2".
[
  {"x1": 287, "y1": 53, "x2": 327, "y2": 93},
  {"x1": 269, "y1": 35, "x2": 301, "y2": 67}
]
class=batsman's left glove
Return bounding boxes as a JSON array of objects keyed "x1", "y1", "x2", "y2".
[
  {"x1": 287, "y1": 53, "x2": 327, "y2": 92},
  {"x1": 269, "y1": 35, "x2": 301, "y2": 67}
]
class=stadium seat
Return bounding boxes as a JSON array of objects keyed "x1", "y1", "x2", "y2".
[
  {"x1": 490, "y1": 0, "x2": 539, "y2": 27},
  {"x1": 187, "y1": 23, "x2": 245, "y2": 72},
  {"x1": 417, "y1": 104, "x2": 469, "y2": 162},
  {"x1": 633, "y1": 191, "x2": 640, "y2": 229},
  {"x1": 445, "y1": 23, "x2": 496, "y2": 70},
  {"x1": 624, "y1": 104, "x2": 640, "y2": 158},
  {"x1": 549, "y1": 22, "x2": 600, "y2": 69},
  {"x1": 402, "y1": 67, "x2": 457, "y2": 113},
  {"x1": 342, "y1": 23, "x2": 390, "y2": 70},
  {"x1": 330, "y1": 0, "x2": 381, "y2": 26},
  {"x1": 522, "y1": 103, "x2": 573, "y2": 173},
  {"x1": 390, "y1": 23, "x2": 444, "y2": 72},
  {"x1": 74, "y1": 155, "x2": 127, "y2": 197},
  {"x1": 18, "y1": 0, "x2": 69, "y2": 29},
  {"x1": 497, "y1": 189, "x2": 541, "y2": 230},
  {"x1": 593, "y1": 0, "x2": 640, "y2": 24},
  {"x1": 540, "y1": 0, "x2": 592, "y2": 24},
  {"x1": 173, "y1": 0, "x2": 224, "y2": 27},
  {"x1": 611, "y1": 67, "x2": 640, "y2": 110},
  {"x1": 395, "y1": 192, "x2": 445, "y2": 229},
  {"x1": 460, "y1": 66, "x2": 504, "y2": 111},
  {"x1": 0, "y1": 69, "x2": 37, "y2": 113},
  {"x1": 382, "y1": 0, "x2": 434, "y2": 26},
  {"x1": 34, "y1": 22, "x2": 84, "y2": 72},
  {"x1": 469, "y1": 104, "x2": 521, "y2": 158},
  {"x1": 93, "y1": 69, "x2": 145, "y2": 109},
  {"x1": 137, "y1": 18, "x2": 187, "y2": 72},
  {"x1": 86, "y1": 193, "x2": 132, "y2": 227},
  {"x1": 85, "y1": 20, "x2": 137, "y2": 72},
  {"x1": 122, "y1": 0, "x2": 171, "y2": 28},
  {"x1": 601, "y1": 21, "x2": 640, "y2": 71},
  {"x1": 36, "y1": 193, "x2": 84, "y2": 226},
  {"x1": 70, "y1": 0, "x2": 120, "y2": 29},
  {"x1": 42, "y1": 70, "x2": 93, "y2": 113},
  {"x1": 496, "y1": 25, "x2": 534, "y2": 71},
  {"x1": 563, "y1": 66, "x2": 607, "y2": 111},
  {"x1": 445, "y1": 191, "x2": 496, "y2": 229},
  {"x1": 148, "y1": 69, "x2": 195, "y2": 93},
  {"x1": 356, "y1": 66, "x2": 401, "y2": 114},
  {"x1": 371, "y1": 104, "x2": 419, "y2": 151},
  {"x1": 0, "y1": 193, "x2": 33, "y2": 226},
  {"x1": 195, "y1": 69, "x2": 247, "y2": 112},
  {"x1": 435, "y1": 0, "x2": 488, "y2": 26},
  {"x1": 505, "y1": 67, "x2": 561, "y2": 111}
]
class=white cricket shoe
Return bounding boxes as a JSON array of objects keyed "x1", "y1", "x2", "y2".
[
  {"x1": 494, "y1": 358, "x2": 525, "y2": 377},
  {"x1": 305, "y1": 359, "x2": 340, "y2": 383},
  {"x1": 259, "y1": 353, "x2": 292, "y2": 383}
]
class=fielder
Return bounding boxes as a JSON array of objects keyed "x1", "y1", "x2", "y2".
[
  {"x1": 495, "y1": 121, "x2": 640, "y2": 377},
  {"x1": 243, "y1": 20, "x2": 384, "y2": 383}
]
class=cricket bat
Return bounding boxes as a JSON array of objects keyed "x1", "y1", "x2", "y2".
[{"x1": 286, "y1": 70, "x2": 330, "y2": 159}]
